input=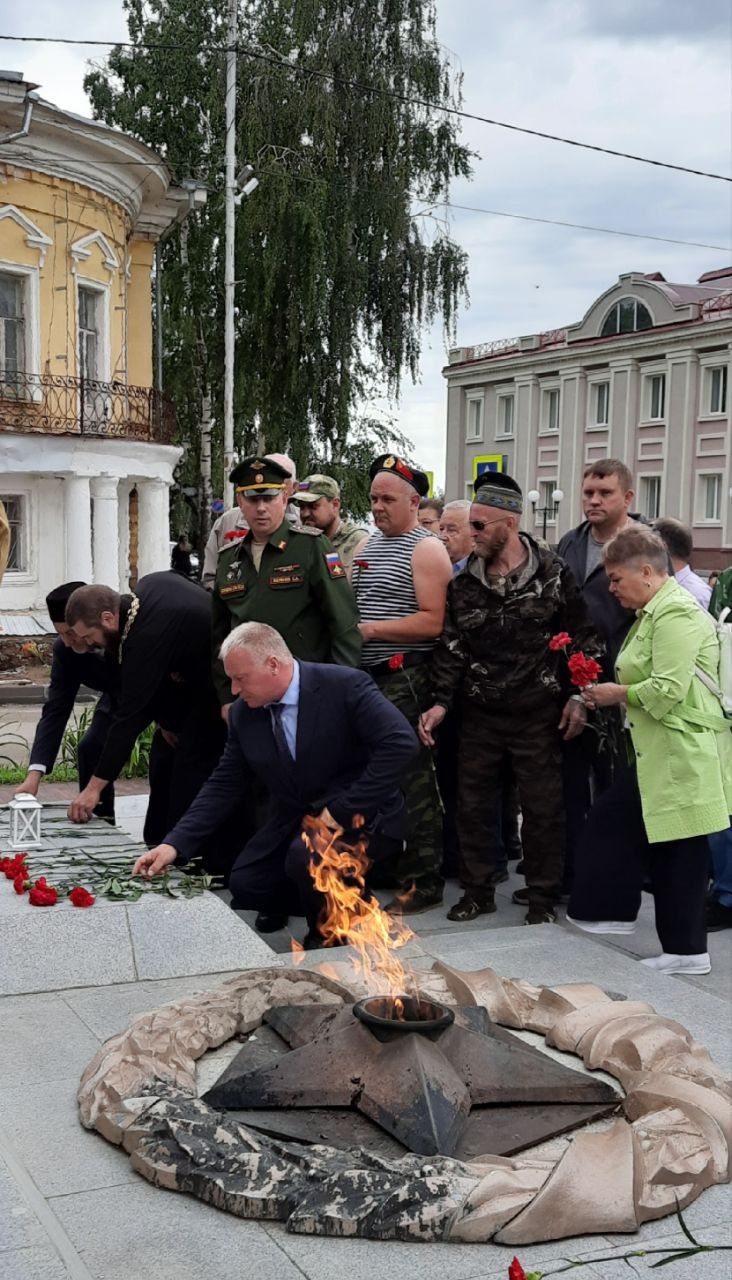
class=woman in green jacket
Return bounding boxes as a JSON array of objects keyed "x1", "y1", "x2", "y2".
[{"x1": 567, "y1": 525, "x2": 730, "y2": 975}]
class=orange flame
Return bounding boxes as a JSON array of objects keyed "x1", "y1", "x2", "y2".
[{"x1": 301, "y1": 814, "x2": 414, "y2": 994}]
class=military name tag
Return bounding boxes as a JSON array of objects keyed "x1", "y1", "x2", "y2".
[
  {"x1": 220, "y1": 583, "x2": 248, "y2": 598},
  {"x1": 269, "y1": 565, "x2": 305, "y2": 588}
]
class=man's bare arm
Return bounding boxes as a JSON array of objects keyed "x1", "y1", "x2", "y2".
[{"x1": 358, "y1": 537, "x2": 452, "y2": 643}]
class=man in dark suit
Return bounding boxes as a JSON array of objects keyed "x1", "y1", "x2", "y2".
[
  {"x1": 132, "y1": 622, "x2": 418, "y2": 947},
  {"x1": 17, "y1": 582, "x2": 119, "y2": 820}
]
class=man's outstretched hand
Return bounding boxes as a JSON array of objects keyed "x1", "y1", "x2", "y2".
[{"x1": 132, "y1": 844, "x2": 177, "y2": 877}]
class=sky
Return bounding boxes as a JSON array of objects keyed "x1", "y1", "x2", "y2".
[{"x1": 2, "y1": 0, "x2": 731, "y2": 488}]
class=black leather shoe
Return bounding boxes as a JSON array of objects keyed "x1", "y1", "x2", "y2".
[
  {"x1": 302, "y1": 930, "x2": 348, "y2": 951},
  {"x1": 706, "y1": 897, "x2": 732, "y2": 931},
  {"x1": 385, "y1": 887, "x2": 443, "y2": 915},
  {"x1": 447, "y1": 892, "x2": 496, "y2": 922},
  {"x1": 254, "y1": 911, "x2": 290, "y2": 933},
  {"x1": 492, "y1": 869, "x2": 509, "y2": 885}
]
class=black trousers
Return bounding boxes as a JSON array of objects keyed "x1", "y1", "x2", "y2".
[
  {"x1": 78, "y1": 705, "x2": 115, "y2": 820},
  {"x1": 568, "y1": 766, "x2": 708, "y2": 955},
  {"x1": 229, "y1": 825, "x2": 403, "y2": 930},
  {"x1": 560, "y1": 723, "x2": 619, "y2": 892},
  {"x1": 457, "y1": 699, "x2": 564, "y2": 909}
]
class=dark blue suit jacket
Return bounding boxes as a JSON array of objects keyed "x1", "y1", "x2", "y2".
[{"x1": 166, "y1": 661, "x2": 418, "y2": 866}]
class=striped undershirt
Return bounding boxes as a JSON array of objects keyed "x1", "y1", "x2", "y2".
[{"x1": 353, "y1": 525, "x2": 436, "y2": 667}]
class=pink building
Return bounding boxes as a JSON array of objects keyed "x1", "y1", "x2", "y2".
[{"x1": 444, "y1": 267, "x2": 731, "y2": 569}]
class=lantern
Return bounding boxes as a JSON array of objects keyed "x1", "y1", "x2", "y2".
[{"x1": 8, "y1": 793, "x2": 42, "y2": 849}]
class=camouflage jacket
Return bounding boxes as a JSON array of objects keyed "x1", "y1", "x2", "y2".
[{"x1": 431, "y1": 534, "x2": 602, "y2": 712}]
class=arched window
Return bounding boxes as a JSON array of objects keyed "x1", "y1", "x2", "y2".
[{"x1": 600, "y1": 297, "x2": 653, "y2": 337}]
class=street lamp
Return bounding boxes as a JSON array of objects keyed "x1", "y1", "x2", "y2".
[{"x1": 527, "y1": 487, "x2": 564, "y2": 540}]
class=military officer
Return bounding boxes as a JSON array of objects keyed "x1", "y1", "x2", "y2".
[{"x1": 212, "y1": 456, "x2": 362, "y2": 711}]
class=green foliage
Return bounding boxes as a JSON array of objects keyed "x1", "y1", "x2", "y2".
[
  {"x1": 58, "y1": 712, "x2": 154, "y2": 780},
  {"x1": 84, "y1": 0, "x2": 470, "y2": 522},
  {"x1": 0, "y1": 717, "x2": 28, "y2": 767},
  {"x1": 59, "y1": 707, "x2": 94, "y2": 771}
]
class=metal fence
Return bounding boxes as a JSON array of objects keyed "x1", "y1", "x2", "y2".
[{"x1": 0, "y1": 372, "x2": 176, "y2": 444}]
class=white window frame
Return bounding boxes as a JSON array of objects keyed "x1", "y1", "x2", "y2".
[
  {"x1": 495, "y1": 391, "x2": 515, "y2": 439},
  {"x1": 695, "y1": 472, "x2": 723, "y2": 525},
  {"x1": 465, "y1": 391, "x2": 484, "y2": 443},
  {"x1": 642, "y1": 370, "x2": 666, "y2": 423},
  {"x1": 539, "y1": 384, "x2": 560, "y2": 435},
  {"x1": 0, "y1": 488, "x2": 34, "y2": 580},
  {"x1": 75, "y1": 276, "x2": 111, "y2": 384},
  {"x1": 638, "y1": 473, "x2": 662, "y2": 520},
  {"x1": 701, "y1": 364, "x2": 728, "y2": 418},
  {"x1": 0, "y1": 259, "x2": 42, "y2": 401},
  {"x1": 588, "y1": 379, "x2": 610, "y2": 428}
]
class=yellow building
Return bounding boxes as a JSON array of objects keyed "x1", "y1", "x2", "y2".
[{"x1": 0, "y1": 70, "x2": 204, "y2": 610}]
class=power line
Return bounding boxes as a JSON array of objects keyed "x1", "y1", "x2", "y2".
[
  {"x1": 2, "y1": 30, "x2": 731, "y2": 182},
  {"x1": 415, "y1": 200, "x2": 732, "y2": 253}
]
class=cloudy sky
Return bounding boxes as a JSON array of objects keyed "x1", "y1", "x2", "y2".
[{"x1": 3, "y1": 1, "x2": 731, "y2": 486}]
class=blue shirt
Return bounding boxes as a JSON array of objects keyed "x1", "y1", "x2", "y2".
[
  {"x1": 268, "y1": 661, "x2": 300, "y2": 758},
  {"x1": 453, "y1": 555, "x2": 469, "y2": 576}
]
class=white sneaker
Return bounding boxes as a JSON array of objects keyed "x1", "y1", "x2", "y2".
[
  {"x1": 640, "y1": 952, "x2": 711, "y2": 975},
  {"x1": 566, "y1": 915, "x2": 636, "y2": 935}
]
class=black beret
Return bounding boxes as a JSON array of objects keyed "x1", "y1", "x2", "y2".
[
  {"x1": 46, "y1": 581, "x2": 87, "y2": 623},
  {"x1": 230, "y1": 455, "x2": 291, "y2": 494},
  {"x1": 369, "y1": 453, "x2": 430, "y2": 498},
  {"x1": 472, "y1": 469, "x2": 522, "y2": 498}
]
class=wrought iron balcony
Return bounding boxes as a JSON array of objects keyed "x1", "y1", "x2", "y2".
[{"x1": 0, "y1": 371, "x2": 176, "y2": 444}]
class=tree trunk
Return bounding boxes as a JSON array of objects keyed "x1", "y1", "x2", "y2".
[{"x1": 198, "y1": 387, "x2": 213, "y2": 557}]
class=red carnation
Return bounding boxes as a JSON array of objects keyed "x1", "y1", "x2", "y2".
[
  {"x1": 388, "y1": 653, "x2": 405, "y2": 671},
  {"x1": 13, "y1": 874, "x2": 29, "y2": 894},
  {"x1": 68, "y1": 886, "x2": 96, "y2": 908},
  {"x1": 4, "y1": 854, "x2": 29, "y2": 880},
  {"x1": 29, "y1": 882, "x2": 59, "y2": 906},
  {"x1": 567, "y1": 651, "x2": 603, "y2": 689},
  {"x1": 508, "y1": 1261, "x2": 527, "y2": 1280},
  {"x1": 353, "y1": 559, "x2": 369, "y2": 569},
  {"x1": 549, "y1": 631, "x2": 572, "y2": 651},
  {"x1": 223, "y1": 529, "x2": 247, "y2": 543}
]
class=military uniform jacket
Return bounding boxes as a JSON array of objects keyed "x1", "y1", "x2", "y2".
[
  {"x1": 431, "y1": 534, "x2": 602, "y2": 712},
  {"x1": 212, "y1": 520, "x2": 362, "y2": 703}
]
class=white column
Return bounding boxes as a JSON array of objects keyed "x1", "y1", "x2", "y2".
[
  {"x1": 136, "y1": 478, "x2": 170, "y2": 579},
  {"x1": 64, "y1": 475, "x2": 93, "y2": 581},
  {"x1": 90, "y1": 475, "x2": 120, "y2": 588}
]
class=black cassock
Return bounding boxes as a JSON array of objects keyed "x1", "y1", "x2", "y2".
[{"x1": 90, "y1": 572, "x2": 237, "y2": 856}]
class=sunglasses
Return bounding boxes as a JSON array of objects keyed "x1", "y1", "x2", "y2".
[{"x1": 469, "y1": 517, "x2": 506, "y2": 531}]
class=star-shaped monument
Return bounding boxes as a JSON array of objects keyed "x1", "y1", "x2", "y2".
[{"x1": 204, "y1": 1002, "x2": 619, "y2": 1157}]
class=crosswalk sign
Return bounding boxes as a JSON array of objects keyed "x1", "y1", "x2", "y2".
[{"x1": 473, "y1": 454, "x2": 507, "y2": 482}]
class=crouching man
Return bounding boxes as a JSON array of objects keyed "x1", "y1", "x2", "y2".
[{"x1": 132, "y1": 622, "x2": 417, "y2": 948}]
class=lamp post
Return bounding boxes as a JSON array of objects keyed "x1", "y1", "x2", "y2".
[{"x1": 527, "y1": 487, "x2": 564, "y2": 540}]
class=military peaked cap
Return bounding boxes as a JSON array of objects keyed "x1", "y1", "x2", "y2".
[{"x1": 230, "y1": 455, "x2": 291, "y2": 495}]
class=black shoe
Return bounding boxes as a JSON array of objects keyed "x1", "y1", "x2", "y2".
[
  {"x1": 524, "y1": 908, "x2": 557, "y2": 925},
  {"x1": 447, "y1": 892, "x2": 496, "y2": 922},
  {"x1": 302, "y1": 929, "x2": 348, "y2": 951},
  {"x1": 254, "y1": 911, "x2": 290, "y2": 933},
  {"x1": 505, "y1": 847, "x2": 523, "y2": 862},
  {"x1": 492, "y1": 868, "x2": 509, "y2": 885},
  {"x1": 515, "y1": 859, "x2": 525, "y2": 874},
  {"x1": 511, "y1": 887, "x2": 529, "y2": 905},
  {"x1": 385, "y1": 887, "x2": 443, "y2": 915},
  {"x1": 706, "y1": 897, "x2": 732, "y2": 932}
]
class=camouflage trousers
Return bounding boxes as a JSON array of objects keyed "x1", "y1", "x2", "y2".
[
  {"x1": 370, "y1": 663, "x2": 444, "y2": 898},
  {"x1": 458, "y1": 698, "x2": 564, "y2": 910}
]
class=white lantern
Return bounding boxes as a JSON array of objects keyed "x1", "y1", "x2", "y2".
[{"x1": 8, "y1": 793, "x2": 42, "y2": 849}]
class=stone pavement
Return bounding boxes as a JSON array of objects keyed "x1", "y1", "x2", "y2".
[{"x1": 0, "y1": 794, "x2": 730, "y2": 1279}]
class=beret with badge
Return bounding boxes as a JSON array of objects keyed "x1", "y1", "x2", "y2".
[
  {"x1": 369, "y1": 453, "x2": 430, "y2": 497},
  {"x1": 230, "y1": 455, "x2": 291, "y2": 496}
]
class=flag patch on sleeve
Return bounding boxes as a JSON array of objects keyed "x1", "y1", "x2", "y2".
[{"x1": 325, "y1": 551, "x2": 346, "y2": 578}]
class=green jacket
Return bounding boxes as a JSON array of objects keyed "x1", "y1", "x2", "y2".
[
  {"x1": 618, "y1": 578, "x2": 731, "y2": 842},
  {"x1": 212, "y1": 520, "x2": 362, "y2": 703},
  {"x1": 710, "y1": 567, "x2": 732, "y2": 620}
]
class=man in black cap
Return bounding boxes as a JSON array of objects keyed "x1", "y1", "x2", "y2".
[
  {"x1": 352, "y1": 453, "x2": 452, "y2": 914},
  {"x1": 419, "y1": 474, "x2": 600, "y2": 925},
  {"x1": 211, "y1": 455, "x2": 362, "y2": 712},
  {"x1": 16, "y1": 582, "x2": 119, "y2": 819}
]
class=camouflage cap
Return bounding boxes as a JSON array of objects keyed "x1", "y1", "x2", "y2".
[{"x1": 293, "y1": 474, "x2": 340, "y2": 503}]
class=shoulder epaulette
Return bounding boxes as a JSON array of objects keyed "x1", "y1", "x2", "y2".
[{"x1": 294, "y1": 525, "x2": 323, "y2": 537}]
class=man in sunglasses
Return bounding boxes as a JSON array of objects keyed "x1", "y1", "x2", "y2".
[{"x1": 419, "y1": 473, "x2": 600, "y2": 926}]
